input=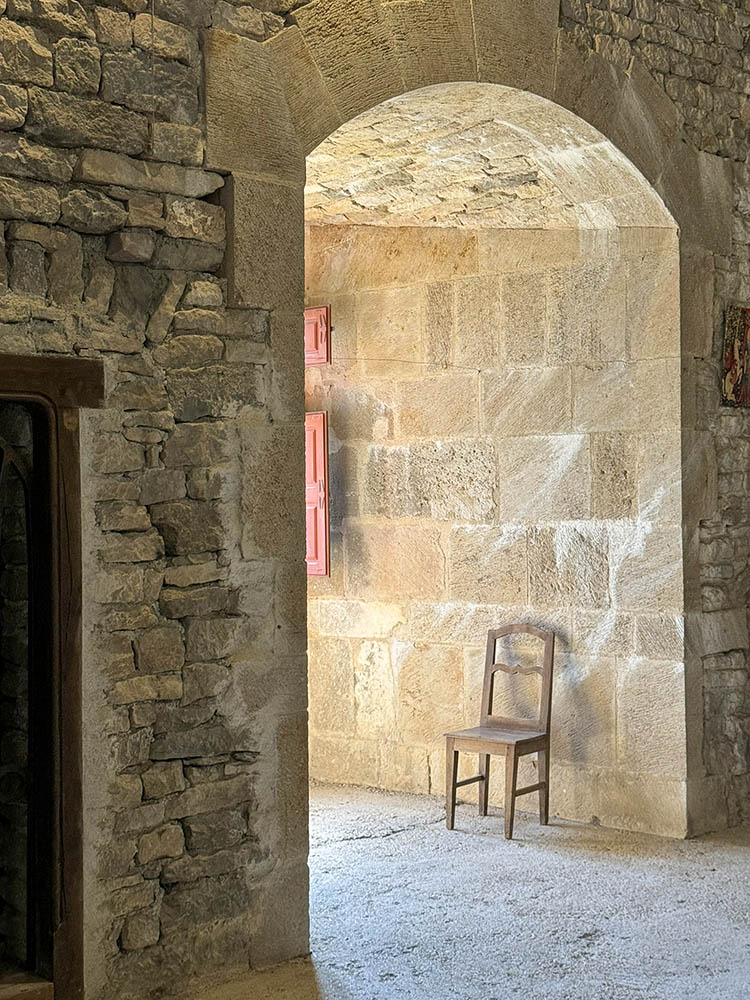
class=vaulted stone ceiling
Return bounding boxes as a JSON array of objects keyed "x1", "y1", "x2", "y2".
[{"x1": 305, "y1": 83, "x2": 674, "y2": 231}]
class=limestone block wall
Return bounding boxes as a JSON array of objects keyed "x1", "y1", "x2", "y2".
[
  {"x1": 305, "y1": 219, "x2": 686, "y2": 836},
  {"x1": 0, "y1": 3, "x2": 307, "y2": 998}
]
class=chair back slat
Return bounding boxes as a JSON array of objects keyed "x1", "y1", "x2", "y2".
[{"x1": 480, "y1": 624, "x2": 555, "y2": 734}]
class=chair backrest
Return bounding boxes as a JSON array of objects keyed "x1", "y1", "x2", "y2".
[{"x1": 480, "y1": 624, "x2": 555, "y2": 734}]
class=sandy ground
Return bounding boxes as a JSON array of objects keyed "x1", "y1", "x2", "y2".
[{"x1": 200, "y1": 783, "x2": 750, "y2": 1000}]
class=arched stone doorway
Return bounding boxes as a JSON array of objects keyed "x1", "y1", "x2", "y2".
[
  {"x1": 303, "y1": 80, "x2": 683, "y2": 835},
  {"x1": 202, "y1": 1, "x2": 731, "y2": 965}
]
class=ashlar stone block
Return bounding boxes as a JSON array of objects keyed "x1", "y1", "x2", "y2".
[
  {"x1": 357, "y1": 284, "x2": 423, "y2": 363},
  {"x1": 482, "y1": 367, "x2": 572, "y2": 437},
  {"x1": 353, "y1": 640, "x2": 397, "y2": 740},
  {"x1": 616, "y1": 657, "x2": 686, "y2": 777},
  {"x1": 344, "y1": 523, "x2": 445, "y2": 601},
  {"x1": 448, "y1": 525, "x2": 527, "y2": 605},
  {"x1": 609, "y1": 523, "x2": 683, "y2": 612},
  {"x1": 308, "y1": 636, "x2": 355, "y2": 735},
  {"x1": 472, "y1": 0, "x2": 559, "y2": 95},
  {"x1": 498, "y1": 434, "x2": 590, "y2": 522},
  {"x1": 528, "y1": 524, "x2": 610, "y2": 610},
  {"x1": 395, "y1": 641, "x2": 463, "y2": 747},
  {"x1": 382, "y1": 0, "x2": 477, "y2": 92}
]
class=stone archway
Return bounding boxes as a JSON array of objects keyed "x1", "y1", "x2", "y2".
[{"x1": 202, "y1": 0, "x2": 732, "y2": 963}]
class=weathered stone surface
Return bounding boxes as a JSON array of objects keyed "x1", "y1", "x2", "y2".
[
  {"x1": 344, "y1": 523, "x2": 445, "y2": 601},
  {"x1": 26, "y1": 87, "x2": 148, "y2": 155},
  {"x1": 183, "y1": 809, "x2": 245, "y2": 853},
  {"x1": 184, "y1": 618, "x2": 243, "y2": 661},
  {"x1": 448, "y1": 525, "x2": 528, "y2": 604},
  {"x1": 149, "y1": 500, "x2": 224, "y2": 555},
  {"x1": 127, "y1": 191, "x2": 164, "y2": 230},
  {"x1": 138, "y1": 823, "x2": 184, "y2": 864},
  {"x1": 112, "y1": 672, "x2": 182, "y2": 705},
  {"x1": 162, "y1": 423, "x2": 229, "y2": 467},
  {"x1": 482, "y1": 368, "x2": 572, "y2": 436},
  {"x1": 107, "y1": 229, "x2": 156, "y2": 263},
  {"x1": 101, "y1": 50, "x2": 199, "y2": 125},
  {"x1": 151, "y1": 122, "x2": 203, "y2": 167},
  {"x1": 166, "y1": 363, "x2": 263, "y2": 421},
  {"x1": 60, "y1": 188, "x2": 127, "y2": 233},
  {"x1": 146, "y1": 273, "x2": 186, "y2": 345},
  {"x1": 121, "y1": 907, "x2": 160, "y2": 951},
  {"x1": 212, "y1": 1, "x2": 264, "y2": 38},
  {"x1": 154, "y1": 334, "x2": 224, "y2": 369},
  {"x1": 292, "y1": 0, "x2": 403, "y2": 121},
  {"x1": 151, "y1": 726, "x2": 239, "y2": 760},
  {"x1": 160, "y1": 585, "x2": 232, "y2": 619},
  {"x1": 102, "y1": 528, "x2": 164, "y2": 563},
  {"x1": 8, "y1": 0, "x2": 94, "y2": 38},
  {"x1": 94, "y1": 6, "x2": 132, "y2": 48},
  {"x1": 0, "y1": 20, "x2": 53, "y2": 87},
  {"x1": 142, "y1": 760, "x2": 185, "y2": 800},
  {"x1": 0, "y1": 175, "x2": 59, "y2": 222},
  {"x1": 151, "y1": 235, "x2": 224, "y2": 272},
  {"x1": 0, "y1": 134, "x2": 73, "y2": 184},
  {"x1": 163, "y1": 196, "x2": 225, "y2": 244},
  {"x1": 135, "y1": 624, "x2": 185, "y2": 674},
  {"x1": 528, "y1": 524, "x2": 609, "y2": 609},
  {"x1": 96, "y1": 501, "x2": 151, "y2": 532},
  {"x1": 75, "y1": 149, "x2": 223, "y2": 197},
  {"x1": 109, "y1": 377, "x2": 169, "y2": 411},
  {"x1": 161, "y1": 841, "x2": 261, "y2": 885},
  {"x1": 133, "y1": 14, "x2": 198, "y2": 65},
  {"x1": 183, "y1": 662, "x2": 230, "y2": 705},
  {"x1": 498, "y1": 435, "x2": 590, "y2": 522},
  {"x1": 9, "y1": 240, "x2": 46, "y2": 296},
  {"x1": 164, "y1": 774, "x2": 254, "y2": 819},
  {"x1": 93, "y1": 564, "x2": 144, "y2": 604},
  {"x1": 54, "y1": 37, "x2": 101, "y2": 94},
  {"x1": 0, "y1": 84, "x2": 27, "y2": 130},
  {"x1": 183, "y1": 280, "x2": 222, "y2": 309},
  {"x1": 140, "y1": 468, "x2": 186, "y2": 506}
]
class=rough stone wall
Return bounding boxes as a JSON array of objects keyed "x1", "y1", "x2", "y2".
[
  {"x1": 305, "y1": 218, "x2": 687, "y2": 835},
  {"x1": 558, "y1": 0, "x2": 750, "y2": 834},
  {"x1": 0, "y1": 402, "x2": 31, "y2": 967},
  {"x1": 0, "y1": 2, "x2": 307, "y2": 997}
]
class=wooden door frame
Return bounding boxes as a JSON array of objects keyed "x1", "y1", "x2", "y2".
[{"x1": 0, "y1": 354, "x2": 104, "y2": 1000}]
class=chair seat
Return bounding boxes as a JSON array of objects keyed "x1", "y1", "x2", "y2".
[{"x1": 445, "y1": 725, "x2": 546, "y2": 746}]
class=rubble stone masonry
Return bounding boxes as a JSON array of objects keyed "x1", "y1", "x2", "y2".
[{"x1": 0, "y1": 0, "x2": 745, "y2": 997}]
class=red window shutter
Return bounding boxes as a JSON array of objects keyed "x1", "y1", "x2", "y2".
[
  {"x1": 304, "y1": 305, "x2": 331, "y2": 366},
  {"x1": 305, "y1": 411, "x2": 330, "y2": 577}
]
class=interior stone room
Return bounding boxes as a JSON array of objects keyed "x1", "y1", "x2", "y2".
[{"x1": 0, "y1": 1, "x2": 748, "y2": 999}]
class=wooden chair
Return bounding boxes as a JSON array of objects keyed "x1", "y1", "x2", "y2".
[{"x1": 444, "y1": 624, "x2": 555, "y2": 840}]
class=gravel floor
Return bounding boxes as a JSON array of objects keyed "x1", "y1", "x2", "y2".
[{"x1": 202, "y1": 783, "x2": 750, "y2": 1000}]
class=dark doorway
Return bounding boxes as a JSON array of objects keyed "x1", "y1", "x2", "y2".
[
  {"x1": 0, "y1": 355, "x2": 104, "y2": 1000},
  {"x1": 0, "y1": 401, "x2": 54, "y2": 985}
]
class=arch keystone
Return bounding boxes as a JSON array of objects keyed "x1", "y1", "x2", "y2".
[
  {"x1": 381, "y1": 0, "x2": 477, "y2": 91},
  {"x1": 472, "y1": 0, "x2": 560, "y2": 96}
]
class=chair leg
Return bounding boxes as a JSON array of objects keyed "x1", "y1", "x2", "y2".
[
  {"x1": 445, "y1": 739, "x2": 458, "y2": 830},
  {"x1": 538, "y1": 747, "x2": 550, "y2": 825},
  {"x1": 478, "y1": 754, "x2": 490, "y2": 816},
  {"x1": 504, "y1": 748, "x2": 518, "y2": 840}
]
